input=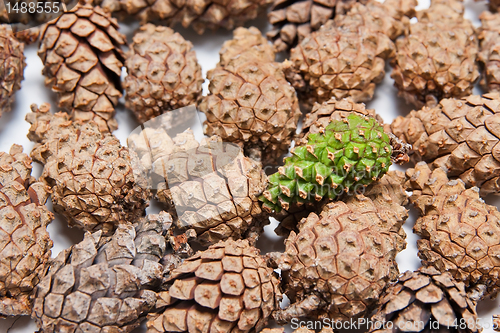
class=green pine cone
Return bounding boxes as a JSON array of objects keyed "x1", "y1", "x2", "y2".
[{"x1": 261, "y1": 114, "x2": 393, "y2": 212}]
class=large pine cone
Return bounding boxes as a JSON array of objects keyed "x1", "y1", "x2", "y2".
[
  {"x1": 0, "y1": 25, "x2": 25, "y2": 116},
  {"x1": 407, "y1": 162, "x2": 500, "y2": 296},
  {"x1": 391, "y1": 0, "x2": 479, "y2": 108},
  {"x1": 199, "y1": 27, "x2": 301, "y2": 166},
  {"x1": 26, "y1": 104, "x2": 151, "y2": 234},
  {"x1": 388, "y1": 93, "x2": 500, "y2": 196},
  {"x1": 369, "y1": 267, "x2": 480, "y2": 333},
  {"x1": 128, "y1": 127, "x2": 269, "y2": 247},
  {"x1": 146, "y1": 239, "x2": 281, "y2": 333},
  {"x1": 38, "y1": 2, "x2": 126, "y2": 133},
  {"x1": 0, "y1": 145, "x2": 53, "y2": 317},
  {"x1": 273, "y1": 178, "x2": 408, "y2": 323},
  {"x1": 32, "y1": 214, "x2": 169, "y2": 333},
  {"x1": 124, "y1": 24, "x2": 203, "y2": 124},
  {"x1": 478, "y1": 11, "x2": 500, "y2": 93}
]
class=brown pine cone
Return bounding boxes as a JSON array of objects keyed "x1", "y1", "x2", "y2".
[
  {"x1": 38, "y1": 2, "x2": 126, "y2": 133},
  {"x1": 26, "y1": 104, "x2": 151, "y2": 235},
  {"x1": 124, "y1": 24, "x2": 203, "y2": 124},
  {"x1": 391, "y1": 0, "x2": 479, "y2": 108},
  {"x1": 146, "y1": 239, "x2": 281, "y2": 333},
  {"x1": 407, "y1": 162, "x2": 500, "y2": 296},
  {"x1": 388, "y1": 93, "x2": 500, "y2": 196},
  {"x1": 0, "y1": 25, "x2": 25, "y2": 116},
  {"x1": 128, "y1": 127, "x2": 269, "y2": 247},
  {"x1": 369, "y1": 267, "x2": 480, "y2": 333},
  {"x1": 0, "y1": 145, "x2": 53, "y2": 317},
  {"x1": 199, "y1": 27, "x2": 301, "y2": 165},
  {"x1": 32, "y1": 214, "x2": 170, "y2": 333},
  {"x1": 478, "y1": 11, "x2": 500, "y2": 93}
]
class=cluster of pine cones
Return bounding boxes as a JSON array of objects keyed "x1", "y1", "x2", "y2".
[{"x1": 3, "y1": 0, "x2": 500, "y2": 332}]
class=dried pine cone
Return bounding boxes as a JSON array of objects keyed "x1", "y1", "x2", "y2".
[
  {"x1": 0, "y1": 145, "x2": 53, "y2": 317},
  {"x1": 92, "y1": 0, "x2": 271, "y2": 34},
  {"x1": 478, "y1": 11, "x2": 500, "y2": 93},
  {"x1": 38, "y1": 2, "x2": 126, "y2": 133},
  {"x1": 128, "y1": 127, "x2": 269, "y2": 247},
  {"x1": 146, "y1": 239, "x2": 281, "y2": 333},
  {"x1": 388, "y1": 93, "x2": 500, "y2": 196},
  {"x1": 124, "y1": 24, "x2": 203, "y2": 124},
  {"x1": 0, "y1": 25, "x2": 25, "y2": 116},
  {"x1": 272, "y1": 173, "x2": 408, "y2": 322},
  {"x1": 32, "y1": 214, "x2": 170, "y2": 333},
  {"x1": 199, "y1": 27, "x2": 301, "y2": 165},
  {"x1": 407, "y1": 162, "x2": 500, "y2": 296},
  {"x1": 391, "y1": 0, "x2": 479, "y2": 108},
  {"x1": 369, "y1": 267, "x2": 480, "y2": 333},
  {"x1": 26, "y1": 104, "x2": 151, "y2": 234}
]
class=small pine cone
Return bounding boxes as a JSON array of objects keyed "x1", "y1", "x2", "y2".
[
  {"x1": 388, "y1": 93, "x2": 500, "y2": 196},
  {"x1": 38, "y1": 2, "x2": 127, "y2": 133},
  {"x1": 128, "y1": 128, "x2": 269, "y2": 247},
  {"x1": 0, "y1": 145, "x2": 54, "y2": 317},
  {"x1": 391, "y1": 0, "x2": 479, "y2": 108},
  {"x1": 369, "y1": 267, "x2": 480, "y2": 333},
  {"x1": 26, "y1": 104, "x2": 151, "y2": 234},
  {"x1": 407, "y1": 162, "x2": 500, "y2": 296},
  {"x1": 32, "y1": 214, "x2": 169, "y2": 333},
  {"x1": 124, "y1": 24, "x2": 203, "y2": 124},
  {"x1": 0, "y1": 25, "x2": 25, "y2": 116},
  {"x1": 146, "y1": 239, "x2": 281, "y2": 333},
  {"x1": 274, "y1": 181, "x2": 408, "y2": 323},
  {"x1": 199, "y1": 27, "x2": 301, "y2": 165},
  {"x1": 478, "y1": 11, "x2": 500, "y2": 93}
]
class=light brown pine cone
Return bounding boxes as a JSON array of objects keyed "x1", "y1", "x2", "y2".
[
  {"x1": 478, "y1": 11, "x2": 500, "y2": 93},
  {"x1": 0, "y1": 25, "x2": 25, "y2": 116}
]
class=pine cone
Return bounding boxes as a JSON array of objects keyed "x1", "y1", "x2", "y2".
[
  {"x1": 32, "y1": 214, "x2": 169, "y2": 333},
  {"x1": 146, "y1": 239, "x2": 281, "y2": 333},
  {"x1": 388, "y1": 93, "x2": 500, "y2": 196},
  {"x1": 38, "y1": 2, "x2": 126, "y2": 133},
  {"x1": 478, "y1": 11, "x2": 500, "y2": 93},
  {"x1": 92, "y1": 0, "x2": 271, "y2": 34},
  {"x1": 369, "y1": 267, "x2": 480, "y2": 333},
  {"x1": 274, "y1": 187, "x2": 408, "y2": 323},
  {"x1": 0, "y1": 25, "x2": 25, "y2": 116},
  {"x1": 199, "y1": 27, "x2": 301, "y2": 166},
  {"x1": 26, "y1": 104, "x2": 151, "y2": 234},
  {"x1": 128, "y1": 127, "x2": 269, "y2": 247},
  {"x1": 124, "y1": 24, "x2": 203, "y2": 124},
  {"x1": 391, "y1": 0, "x2": 479, "y2": 108},
  {"x1": 0, "y1": 145, "x2": 53, "y2": 317},
  {"x1": 407, "y1": 162, "x2": 500, "y2": 296}
]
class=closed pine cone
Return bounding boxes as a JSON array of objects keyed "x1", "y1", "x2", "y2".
[
  {"x1": 92, "y1": 0, "x2": 271, "y2": 34},
  {"x1": 124, "y1": 24, "x2": 203, "y2": 124},
  {"x1": 272, "y1": 178, "x2": 408, "y2": 323},
  {"x1": 407, "y1": 162, "x2": 500, "y2": 296},
  {"x1": 369, "y1": 267, "x2": 480, "y2": 333},
  {"x1": 478, "y1": 11, "x2": 500, "y2": 93},
  {"x1": 391, "y1": 0, "x2": 479, "y2": 108},
  {"x1": 32, "y1": 214, "x2": 169, "y2": 333},
  {"x1": 26, "y1": 104, "x2": 151, "y2": 235},
  {"x1": 38, "y1": 1, "x2": 126, "y2": 133},
  {"x1": 388, "y1": 93, "x2": 500, "y2": 196},
  {"x1": 0, "y1": 145, "x2": 53, "y2": 317},
  {"x1": 127, "y1": 127, "x2": 269, "y2": 247},
  {"x1": 0, "y1": 25, "x2": 25, "y2": 116},
  {"x1": 199, "y1": 27, "x2": 301, "y2": 165},
  {"x1": 146, "y1": 239, "x2": 281, "y2": 333}
]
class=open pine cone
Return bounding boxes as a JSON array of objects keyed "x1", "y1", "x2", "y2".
[
  {"x1": 38, "y1": 1, "x2": 126, "y2": 133},
  {"x1": 478, "y1": 11, "x2": 500, "y2": 93},
  {"x1": 32, "y1": 214, "x2": 169, "y2": 333},
  {"x1": 0, "y1": 25, "x2": 25, "y2": 116},
  {"x1": 26, "y1": 104, "x2": 150, "y2": 235},
  {"x1": 146, "y1": 239, "x2": 281, "y2": 333},
  {"x1": 0, "y1": 145, "x2": 53, "y2": 317}
]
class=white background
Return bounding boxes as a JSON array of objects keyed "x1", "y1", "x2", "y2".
[{"x1": 2, "y1": 0, "x2": 500, "y2": 331}]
